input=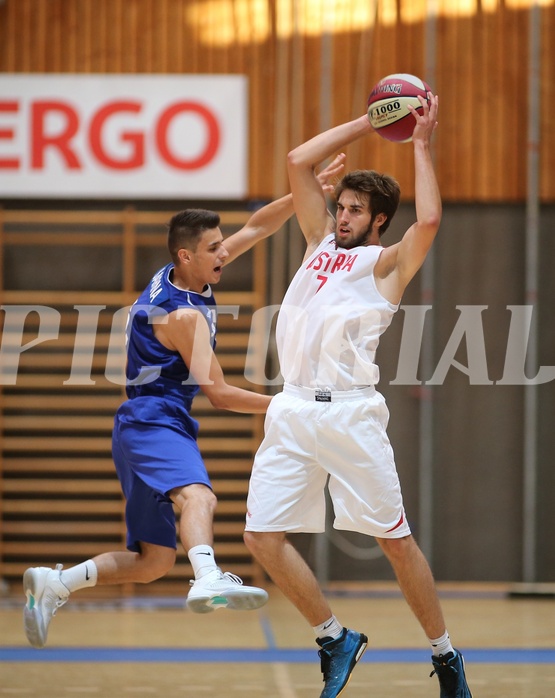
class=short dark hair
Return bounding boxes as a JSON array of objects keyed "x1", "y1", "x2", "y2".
[
  {"x1": 334, "y1": 170, "x2": 401, "y2": 236},
  {"x1": 167, "y1": 209, "x2": 221, "y2": 263}
]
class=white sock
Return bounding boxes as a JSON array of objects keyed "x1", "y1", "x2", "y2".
[
  {"x1": 313, "y1": 615, "x2": 343, "y2": 641},
  {"x1": 188, "y1": 545, "x2": 218, "y2": 579},
  {"x1": 60, "y1": 560, "x2": 98, "y2": 592},
  {"x1": 429, "y1": 630, "x2": 454, "y2": 657}
]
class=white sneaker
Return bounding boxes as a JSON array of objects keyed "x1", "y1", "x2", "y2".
[
  {"x1": 23, "y1": 564, "x2": 70, "y2": 648},
  {"x1": 186, "y1": 568, "x2": 268, "y2": 614}
]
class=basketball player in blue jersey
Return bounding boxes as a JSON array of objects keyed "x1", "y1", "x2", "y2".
[
  {"x1": 244, "y1": 94, "x2": 472, "y2": 698},
  {"x1": 22, "y1": 158, "x2": 344, "y2": 649}
]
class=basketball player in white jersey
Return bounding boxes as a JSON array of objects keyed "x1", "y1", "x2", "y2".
[{"x1": 244, "y1": 93, "x2": 473, "y2": 698}]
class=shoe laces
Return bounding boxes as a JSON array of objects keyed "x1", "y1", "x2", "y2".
[
  {"x1": 318, "y1": 647, "x2": 332, "y2": 681},
  {"x1": 52, "y1": 596, "x2": 68, "y2": 614},
  {"x1": 219, "y1": 571, "x2": 244, "y2": 586},
  {"x1": 430, "y1": 655, "x2": 460, "y2": 694},
  {"x1": 318, "y1": 647, "x2": 333, "y2": 681},
  {"x1": 49, "y1": 564, "x2": 69, "y2": 614},
  {"x1": 188, "y1": 569, "x2": 244, "y2": 587}
]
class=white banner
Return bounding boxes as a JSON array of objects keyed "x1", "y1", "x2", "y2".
[{"x1": 0, "y1": 74, "x2": 248, "y2": 199}]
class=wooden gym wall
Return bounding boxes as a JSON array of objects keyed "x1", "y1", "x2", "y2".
[{"x1": 0, "y1": 0, "x2": 554, "y2": 203}]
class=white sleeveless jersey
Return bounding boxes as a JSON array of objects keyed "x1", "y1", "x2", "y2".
[{"x1": 276, "y1": 234, "x2": 399, "y2": 390}]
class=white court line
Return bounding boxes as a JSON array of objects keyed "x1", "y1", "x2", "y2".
[
  {"x1": 175, "y1": 687, "x2": 211, "y2": 693},
  {"x1": 499, "y1": 677, "x2": 537, "y2": 685},
  {"x1": 273, "y1": 662, "x2": 299, "y2": 698},
  {"x1": 231, "y1": 686, "x2": 271, "y2": 692}
]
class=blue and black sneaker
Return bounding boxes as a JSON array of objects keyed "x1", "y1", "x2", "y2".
[
  {"x1": 316, "y1": 627, "x2": 368, "y2": 698},
  {"x1": 430, "y1": 649, "x2": 473, "y2": 697}
]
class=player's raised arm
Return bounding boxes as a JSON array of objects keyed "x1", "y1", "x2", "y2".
[
  {"x1": 287, "y1": 118, "x2": 374, "y2": 255},
  {"x1": 375, "y1": 93, "x2": 441, "y2": 303}
]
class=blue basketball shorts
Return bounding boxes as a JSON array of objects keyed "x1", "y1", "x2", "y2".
[{"x1": 112, "y1": 396, "x2": 212, "y2": 552}]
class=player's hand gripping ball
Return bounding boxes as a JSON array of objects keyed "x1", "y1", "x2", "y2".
[{"x1": 367, "y1": 73, "x2": 432, "y2": 143}]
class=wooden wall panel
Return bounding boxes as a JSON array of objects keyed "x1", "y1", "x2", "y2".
[
  {"x1": 0, "y1": 0, "x2": 554, "y2": 202},
  {"x1": 540, "y1": 6, "x2": 555, "y2": 201},
  {"x1": 476, "y1": 11, "x2": 499, "y2": 199}
]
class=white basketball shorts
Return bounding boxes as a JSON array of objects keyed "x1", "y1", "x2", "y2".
[{"x1": 245, "y1": 384, "x2": 411, "y2": 538}]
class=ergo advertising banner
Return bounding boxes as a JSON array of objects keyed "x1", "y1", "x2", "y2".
[{"x1": 0, "y1": 74, "x2": 248, "y2": 199}]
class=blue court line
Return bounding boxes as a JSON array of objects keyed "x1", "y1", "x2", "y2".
[
  {"x1": 259, "y1": 611, "x2": 278, "y2": 649},
  {"x1": 1, "y1": 647, "x2": 554, "y2": 663}
]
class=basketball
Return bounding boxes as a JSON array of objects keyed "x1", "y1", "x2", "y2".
[{"x1": 367, "y1": 73, "x2": 432, "y2": 143}]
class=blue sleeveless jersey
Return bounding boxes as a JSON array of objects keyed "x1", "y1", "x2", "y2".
[{"x1": 125, "y1": 263, "x2": 217, "y2": 410}]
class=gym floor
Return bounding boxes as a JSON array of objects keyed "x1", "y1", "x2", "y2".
[{"x1": 1, "y1": 582, "x2": 555, "y2": 697}]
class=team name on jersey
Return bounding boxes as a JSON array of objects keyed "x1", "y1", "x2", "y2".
[
  {"x1": 149, "y1": 268, "x2": 165, "y2": 303},
  {"x1": 200, "y1": 304, "x2": 217, "y2": 346},
  {"x1": 307, "y1": 250, "x2": 358, "y2": 273}
]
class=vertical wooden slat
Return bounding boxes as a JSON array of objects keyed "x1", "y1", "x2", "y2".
[
  {"x1": 272, "y1": 0, "x2": 291, "y2": 200},
  {"x1": 165, "y1": 0, "x2": 184, "y2": 73},
  {"x1": 138, "y1": 0, "x2": 154, "y2": 72},
  {"x1": 16, "y1": 0, "x2": 32, "y2": 72},
  {"x1": 506, "y1": 7, "x2": 528, "y2": 200},
  {"x1": 345, "y1": 17, "x2": 377, "y2": 174},
  {"x1": 51, "y1": 0, "x2": 65, "y2": 72},
  {"x1": 247, "y1": 1, "x2": 273, "y2": 198},
  {"x1": 458, "y1": 15, "x2": 477, "y2": 199},
  {"x1": 0, "y1": 2, "x2": 12, "y2": 70},
  {"x1": 182, "y1": 0, "x2": 199, "y2": 72},
  {"x1": 434, "y1": 11, "x2": 459, "y2": 200},
  {"x1": 75, "y1": 0, "x2": 93, "y2": 72},
  {"x1": 268, "y1": 2, "x2": 291, "y2": 310},
  {"x1": 540, "y1": 5, "x2": 554, "y2": 200},
  {"x1": 150, "y1": 0, "x2": 167, "y2": 73},
  {"x1": 104, "y1": 0, "x2": 121, "y2": 73},
  {"x1": 476, "y1": 6, "x2": 496, "y2": 198},
  {"x1": 87, "y1": 0, "x2": 105, "y2": 72},
  {"x1": 291, "y1": 4, "x2": 306, "y2": 150},
  {"x1": 122, "y1": 205, "x2": 137, "y2": 297},
  {"x1": 30, "y1": 0, "x2": 47, "y2": 71},
  {"x1": 61, "y1": 0, "x2": 78, "y2": 73}
]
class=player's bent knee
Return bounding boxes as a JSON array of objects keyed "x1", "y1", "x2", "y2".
[
  {"x1": 172, "y1": 483, "x2": 218, "y2": 514},
  {"x1": 376, "y1": 534, "x2": 415, "y2": 559},
  {"x1": 243, "y1": 530, "x2": 258, "y2": 553},
  {"x1": 136, "y1": 546, "x2": 176, "y2": 582},
  {"x1": 244, "y1": 530, "x2": 270, "y2": 557},
  {"x1": 243, "y1": 530, "x2": 284, "y2": 558}
]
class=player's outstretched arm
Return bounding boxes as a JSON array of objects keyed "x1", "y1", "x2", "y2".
[
  {"x1": 287, "y1": 117, "x2": 374, "y2": 254},
  {"x1": 223, "y1": 154, "x2": 346, "y2": 265},
  {"x1": 375, "y1": 93, "x2": 441, "y2": 304},
  {"x1": 154, "y1": 307, "x2": 271, "y2": 414},
  {"x1": 407, "y1": 92, "x2": 441, "y2": 267}
]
